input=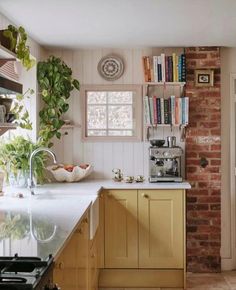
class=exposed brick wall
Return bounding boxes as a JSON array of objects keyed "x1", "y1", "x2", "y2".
[{"x1": 185, "y1": 47, "x2": 221, "y2": 272}]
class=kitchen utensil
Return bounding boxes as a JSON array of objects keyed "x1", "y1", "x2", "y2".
[
  {"x1": 150, "y1": 139, "x2": 165, "y2": 147},
  {"x1": 135, "y1": 175, "x2": 145, "y2": 183},
  {"x1": 167, "y1": 136, "x2": 176, "y2": 147},
  {"x1": 0, "y1": 97, "x2": 13, "y2": 113},
  {"x1": 112, "y1": 168, "x2": 123, "y2": 181},
  {"x1": 124, "y1": 176, "x2": 134, "y2": 183}
]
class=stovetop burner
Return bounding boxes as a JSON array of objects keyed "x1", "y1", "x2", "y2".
[{"x1": 0, "y1": 254, "x2": 54, "y2": 290}]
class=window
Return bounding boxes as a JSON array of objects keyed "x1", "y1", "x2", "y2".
[{"x1": 81, "y1": 85, "x2": 142, "y2": 141}]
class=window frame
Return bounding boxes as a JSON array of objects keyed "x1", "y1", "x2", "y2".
[{"x1": 81, "y1": 84, "x2": 143, "y2": 142}]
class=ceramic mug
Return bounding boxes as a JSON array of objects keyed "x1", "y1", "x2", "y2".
[{"x1": 0, "y1": 105, "x2": 6, "y2": 123}]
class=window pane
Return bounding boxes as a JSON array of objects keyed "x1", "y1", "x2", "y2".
[
  {"x1": 87, "y1": 130, "x2": 107, "y2": 136},
  {"x1": 87, "y1": 105, "x2": 106, "y2": 129},
  {"x1": 108, "y1": 105, "x2": 133, "y2": 129},
  {"x1": 108, "y1": 91, "x2": 132, "y2": 104},
  {"x1": 108, "y1": 130, "x2": 133, "y2": 136},
  {"x1": 87, "y1": 91, "x2": 106, "y2": 104}
]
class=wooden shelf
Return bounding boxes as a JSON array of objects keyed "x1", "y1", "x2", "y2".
[
  {"x1": 61, "y1": 124, "x2": 81, "y2": 129},
  {"x1": 146, "y1": 124, "x2": 187, "y2": 127},
  {"x1": 144, "y1": 82, "x2": 186, "y2": 86},
  {"x1": 0, "y1": 44, "x2": 16, "y2": 60},
  {"x1": 0, "y1": 123, "x2": 17, "y2": 136}
]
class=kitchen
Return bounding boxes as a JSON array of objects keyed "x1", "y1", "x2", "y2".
[{"x1": 0, "y1": 0, "x2": 234, "y2": 289}]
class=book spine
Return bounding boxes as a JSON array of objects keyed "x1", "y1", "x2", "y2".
[
  {"x1": 153, "y1": 56, "x2": 158, "y2": 83},
  {"x1": 181, "y1": 97, "x2": 185, "y2": 124},
  {"x1": 170, "y1": 95, "x2": 175, "y2": 125},
  {"x1": 161, "y1": 98, "x2": 165, "y2": 124},
  {"x1": 185, "y1": 97, "x2": 189, "y2": 124},
  {"x1": 165, "y1": 56, "x2": 169, "y2": 82},
  {"x1": 146, "y1": 56, "x2": 152, "y2": 82},
  {"x1": 157, "y1": 98, "x2": 161, "y2": 124},
  {"x1": 175, "y1": 97, "x2": 179, "y2": 124},
  {"x1": 178, "y1": 56, "x2": 182, "y2": 82},
  {"x1": 168, "y1": 98, "x2": 172, "y2": 124},
  {"x1": 178, "y1": 98, "x2": 182, "y2": 125},
  {"x1": 164, "y1": 99, "x2": 169, "y2": 124},
  {"x1": 172, "y1": 53, "x2": 176, "y2": 82},
  {"x1": 153, "y1": 96, "x2": 157, "y2": 124},
  {"x1": 144, "y1": 96, "x2": 151, "y2": 125},
  {"x1": 181, "y1": 54, "x2": 186, "y2": 82},
  {"x1": 142, "y1": 56, "x2": 148, "y2": 82},
  {"x1": 176, "y1": 55, "x2": 179, "y2": 83},
  {"x1": 149, "y1": 97, "x2": 154, "y2": 125},
  {"x1": 157, "y1": 56, "x2": 162, "y2": 82},
  {"x1": 161, "y1": 53, "x2": 166, "y2": 82}
]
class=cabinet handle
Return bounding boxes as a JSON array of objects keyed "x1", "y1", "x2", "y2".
[
  {"x1": 91, "y1": 253, "x2": 95, "y2": 258},
  {"x1": 58, "y1": 262, "x2": 64, "y2": 269},
  {"x1": 83, "y1": 218, "x2": 88, "y2": 224},
  {"x1": 142, "y1": 193, "x2": 149, "y2": 199}
]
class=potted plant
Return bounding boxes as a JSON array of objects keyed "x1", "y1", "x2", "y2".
[
  {"x1": 37, "y1": 56, "x2": 80, "y2": 147},
  {"x1": 0, "y1": 136, "x2": 47, "y2": 186},
  {"x1": 0, "y1": 25, "x2": 35, "y2": 70}
]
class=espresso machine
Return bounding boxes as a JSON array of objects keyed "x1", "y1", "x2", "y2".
[{"x1": 149, "y1": 137, "x2": 183, "y2": 182}]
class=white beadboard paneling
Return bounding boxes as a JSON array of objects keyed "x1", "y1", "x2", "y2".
[
  {"x1": 45, "y1": 47, "x2": 186, "y2": 180},
  {"x1": 122, "y1": 142, "x2": 134, "y2": 176},
  {"x1": 112, "y1": 142, "x2": 124, "y2": 172},
  {"x1": 102, "y1": 143, "x2": 113, "y2": 178},
  {"x1": 92, "y1": 143, "x2": 104, "y2": 179}
]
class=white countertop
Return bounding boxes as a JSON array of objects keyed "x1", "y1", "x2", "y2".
[{"x1": 0, "y1": 179, "x2": 190, "y2": 260}]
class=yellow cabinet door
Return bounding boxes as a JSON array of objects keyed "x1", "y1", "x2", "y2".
[
  {"x1": 53, "y1": 214, "x2": 89, "y2": 290},
  {"x1": 104, "y1": 190, "x2": 138, "y2": 268},
  {"x1": 138, "y1": 190, "x2": 184, "y2": 269}
]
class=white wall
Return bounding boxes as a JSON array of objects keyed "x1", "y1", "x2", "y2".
[{"x1": 45, "y1": 47, "x2": 185, "y2": 179}]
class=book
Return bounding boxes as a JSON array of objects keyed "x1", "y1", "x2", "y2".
[
  {"x1": 144, "y1": 96, "x2": 151, "y2": 125},
  {"x1": 165, "y1": 56, "x2": 169, "y2": 82},
  {"x1": 142, "y1": 57, "x2": 148, "y2": 82},
  {"x1": 185, "y1": 97, "x2": 189, "y2": 124},
  {"x1": 181, "y1": 54, "x2": 186, "y2": 82},
  {"x1": 172, "y1": 53, "x2": 176, "y2": 82},
  {"x1": 181, "y1": 97, "x2": 185, "y2": 124},
  {"x1": 164, "y1": 99, "x2": 169, "y2": 124},
  {"x1": 149, "y1": 97, "x2": 154, "y2": 125},
  {"x1": 176, "y1": 55, "x2": 179, "y2": 82},
  {"x1": 153, "y1": 56, "x2": 158, "y2": 83},
  {"x1": 153, "y1": 96, "x2": 157, "y2": 124},
  {"x1": 157, "y1": 98, "x2": 161, "y2": 124},
  {"x1": 157, "y1": 55, "x2": 162, "y2": 82},
  {"x1": 160, "y1": 98, "x2": 164, "y2": 124},
  {"x1": 161, "y1": 53, "x2": 166, "y2": 82},
  {"x1": 178, "y1": 56, "x2": 182, "y2": 82},
  {"x1": 170, "y1": 95, "x2": 175, "y2": 125}
]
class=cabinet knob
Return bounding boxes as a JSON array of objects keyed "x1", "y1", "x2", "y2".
[
  {"x1": 83, "y1": 218, "x2": 88, "y2": 224},
  {"x1": 58, "y1": 262, "x2": 64, "y2": 269},
  {"x1": 91, "y1": 253, "x2": 95, "y2": 258},
  {"x1": 142, "y1": 193, "x2": 149, "y2": 199}
]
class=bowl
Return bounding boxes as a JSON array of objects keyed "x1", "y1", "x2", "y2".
[
  {"x1": 150, "y1": 139, "x2": 165, "y2": 147},
  {"x1": 47, "y1": 164, "x2": 93, "y2": 182}
]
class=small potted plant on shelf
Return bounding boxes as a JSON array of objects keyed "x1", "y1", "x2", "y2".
[{"x1": 0, "y1": 25, "x2": 35, "y2": 70}]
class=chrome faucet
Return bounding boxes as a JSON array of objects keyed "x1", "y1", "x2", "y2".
[{"x1": 28, "y1": 147, "x2": 57, "y2": 195}]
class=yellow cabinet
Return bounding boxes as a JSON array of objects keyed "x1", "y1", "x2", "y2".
[
  {"x1": 138, "y1": 189, "x2": 184, "y2": 268},
  {"x1": 53, "y1": 213, "x2": 89, "y2": 290},
  {"x1": 104, "y1": 190, "x2": 138, "y2": 268},
  {"x1": 88, "y1": 235, "x2": 99, "y2": 290}
]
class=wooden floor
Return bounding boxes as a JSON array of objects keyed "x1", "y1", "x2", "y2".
[{"x1": 100, "y1": 271, "x2": 236, "y2": 289}]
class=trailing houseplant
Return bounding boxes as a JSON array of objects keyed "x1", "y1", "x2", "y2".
[
  {"x1": 37, "y1": 56, "x2": 80, "y2": 147},
  {"x1": 2, "y1": 25, "x2": 35, "y2": 70}
]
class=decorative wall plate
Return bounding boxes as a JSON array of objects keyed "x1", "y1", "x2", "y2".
[{"x1": 97, "y1": 55, "x2": 124, "y2": 81}]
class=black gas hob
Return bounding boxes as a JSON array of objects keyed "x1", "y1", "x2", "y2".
[{"x1": 0, "y1": 254, "x2": 58, "y2": 290}]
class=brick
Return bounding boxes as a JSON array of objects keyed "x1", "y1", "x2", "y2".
[
  {"x1": 210, "y1": 159, "x2": 221, "y2": 166},
  {"x1": 198, "y1": 47, "x2": 219, "y2": 51},
  {"x1": 187, "y1": 53, "x2": 208, "y2": 59}
]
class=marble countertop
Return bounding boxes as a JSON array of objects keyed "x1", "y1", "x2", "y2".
[{"x1": 0, "y1": 179, "x2": 190, "y2": 260}]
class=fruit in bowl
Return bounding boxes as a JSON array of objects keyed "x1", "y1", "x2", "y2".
[{"x1": 47, "y1": 163, "x2": 92, "y2": 182}]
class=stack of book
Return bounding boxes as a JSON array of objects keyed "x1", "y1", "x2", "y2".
[
  {"x1": 142, "y1": 53, "x2": 186, "y2": 83},
  {"x1": 144, "y1": 95, "x2": 189, "y2": 126}
]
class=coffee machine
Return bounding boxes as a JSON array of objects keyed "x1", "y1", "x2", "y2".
[{"x1": 149, "y1": 138, "x2": 183, "y2": 182}]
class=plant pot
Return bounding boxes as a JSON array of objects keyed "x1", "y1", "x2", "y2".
[
  {"x1": 9, "y1": 171, "x2": 28, "y2": 188},
  {"x1": 0, "y1": 30, "x2": 17, "y2": 53}
]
